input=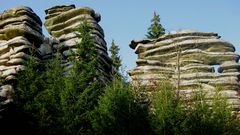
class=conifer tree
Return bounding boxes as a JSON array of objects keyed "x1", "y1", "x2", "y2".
[
  {"x1": 146, "y1": 11, "x2": 165, "y2": 39},
  {"x1": 14, "y1": 54, "x2": 45, "y2": 134},
  {"x1": 109, "y1": 40, "x2": 121, "y2": 73},
  {"x1": 14, "y1": 51, "x2": 65, "y2": 135},
  {"x1": 34, "y1": 54, "x2": 65, "y2": 135},
  {"x1": 92, "y1": 79, "x2": 152, "y2": 135},
  {"x1": 60, "y1": 19, "x2": 103, "y2": 135}
]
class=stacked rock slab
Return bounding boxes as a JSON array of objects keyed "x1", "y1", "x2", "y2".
[
  {"x1": 0, "y1": 6, "x2": 43, "y2": 111},
  {"x1": 44, "y1": 5, "x2": 112, "y2": 81},
  {"x1": 129, "y1": 30, "x2": 240, "y2": 111}
]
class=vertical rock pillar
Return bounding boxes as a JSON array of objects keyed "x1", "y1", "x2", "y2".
[
  {"x1": 44, "y1": 5, "x2": 112, "y2": 81},
  {"x1": 0, "y1": 6, "x2": 43, "y2": 112}
]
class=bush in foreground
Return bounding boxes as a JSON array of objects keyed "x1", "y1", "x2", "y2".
[
  {"x1": 150, "y1": 82, "x2": 240, "y2": 135},
  {"x1": 92, "y1": 79, "x2": 152, "y2": 135}
]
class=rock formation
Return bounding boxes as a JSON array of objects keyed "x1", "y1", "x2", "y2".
[
  {"x1": 0, "y1": 6, "x2": 43, "y2": 111},
  {"x1": 0, "y1": 5, "x2": 112, "y2": 114},
  {"x1": 129, "y1": 30, "x2": 240, "y2": 110},
  {"x1": 44, "y1": 5, "x2": 112, "y2": 80}
]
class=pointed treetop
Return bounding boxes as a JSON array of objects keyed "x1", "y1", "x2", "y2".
[
  {"x1": 109, "y1": 39, "x2": 121, "y2": 73},
  {"x1": 146, "y1": 11, "x2": 165, "y2": 39}
]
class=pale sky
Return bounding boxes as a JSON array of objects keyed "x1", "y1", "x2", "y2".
[{"x1": 1, "y1": 0, "x2": 240, "y2": 75}]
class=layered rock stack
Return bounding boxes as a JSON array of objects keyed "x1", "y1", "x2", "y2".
[
  {"x1": 129, "y1": 30, "x2": 240, "y2": 110},
  {"x1": 0, "y1": 6, "x2": 43, "y2": 110},
  {"x1": 44, "y1": 5, "x2": 112, "y2": 80},
  {"x1": 0, "y1": 5, "x2": 113, "y2": 114}
]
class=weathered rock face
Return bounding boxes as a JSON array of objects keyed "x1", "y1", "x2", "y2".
[
  {"x1": 0, "y1": 6, "x2": 43, "y2": 110},
  {"x1": 0, "y1": 5, "x2": 112, "y2": 115},
  {"x1": 129, "y1": 30, "x2": 240, "y2": 110},
  {"x1": 44, "y1": 5, "x2": 112, "y2": 80},
  {"x1": 0, "y1": 6, "x2": 43, "y2": 45}
]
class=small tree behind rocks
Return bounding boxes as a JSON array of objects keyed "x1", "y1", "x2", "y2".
[
  {"x1": 146, "y1": 11, "x2": 165, "y2": 39},
  {"x1": 109, "y1": 39, "x2": 121, "y2": 73}
]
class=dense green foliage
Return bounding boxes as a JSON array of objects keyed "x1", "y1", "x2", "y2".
[
  {"x1": 14, "y1": 53, "x2": 65, "y2": 134},
  {"x1": 150, "y1": 82, "x2": 240, "y2": 135},
  {"x1": 150, "y1": 81, "x2": 186, "y2": 135},
  {"x1": 13, "y1": 20, "x2": 104, "y2": 135},
  {"x1": 2, "y1": 54, "x2": 44, "y2": 134},
  {"x1": 13, "y1": 59, "x2": 240, "y2": 135},
  {"x1": 183, "y1": 88, "x2": 240, "y2": 135},
  {"x1": 60, "y1": 20, "x2": 103, "y2": 135},
  {"x1": 146, "y1": 11, "x2": 165, "y2": 39},
  {"x1": 8, "y1": 19, "x2": 240, "y2": 135},
  {"x1": 92, "y1": 79, "x2": 152, "y2": 135}
]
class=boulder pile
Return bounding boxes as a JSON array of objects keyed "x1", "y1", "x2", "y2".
[{"x1": 129, "y1": 30, "x2": 240, "y2": 110}]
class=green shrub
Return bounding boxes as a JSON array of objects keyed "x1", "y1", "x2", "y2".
[
  {"x1": 32, "y1": 55, "x2": 64, "y2": 135},
  {"x1": 92, "y1": 79, "x2": 152, "y2": 135},
  {"x1": 184, "y1": 88, "x2": 240, "y2": 135},
  {"x1": 150, "y1": 81, "x2": 187, "y2": 135},
  {"x1": 14, "y1": 55, "x2": 45, "y2": 134},
  {"x1": 150, "y1": 81, "x2": 240, "y2": 135}
]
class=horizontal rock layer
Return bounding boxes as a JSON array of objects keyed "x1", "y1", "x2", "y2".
[
  {"x1": 0, "y1": 5, "x2": 113, "y2": 120},
  {"x1": 44, "y1": 5, "x2": 112, "y2": 81},
  {"x1": 0, "y1": 6, "x2": 43, "y2": 111},
  {"x1": 0, "y1": 6, "x2": 43, "y2": 46},
  {"x1": 129, "y1": 30, "x2": 240, "y2": 109}
]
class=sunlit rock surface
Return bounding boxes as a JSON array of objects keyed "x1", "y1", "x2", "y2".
[
  {"x1": 0, "y1": 5, "x2": 113, "y2": 117},
  {"x1": 0, "y1": 6, "x2": 43, "y2": 111},
  {"x1": 129, "y1": 30, "x2": 240, "y2": 111},
  {"x1": 44, "y1": 4, "x2": 112, "y2": 81}
]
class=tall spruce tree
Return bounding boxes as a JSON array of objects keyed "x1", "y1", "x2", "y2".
[
  {"x1": 146, "y1": 11, "x2": 165, "y2": 39},
  {"x1": 60, "y1": 19, "x2": 103, "y2": 135},
  {"x1": 109, "y1": 40, "x2": 121, "y2": 73}
]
